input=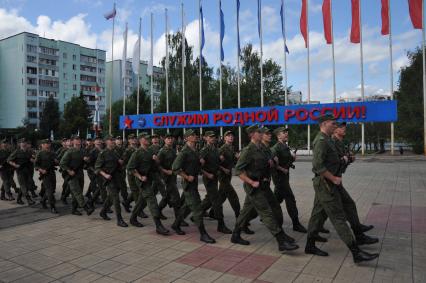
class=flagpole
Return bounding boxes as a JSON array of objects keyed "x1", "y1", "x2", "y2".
[
  {"x1": 282, "y1": 0, "x2": 288, "y2": 107},
  {"x1": 109, "y1": 3, "x2": 115, "y2": 135},
  {"x1": 259, "y1": 0, "x2": 264, "y2": 107},
  {"x1": 423, "y1": 0, "x2": 426, "y2": 155},
  {"x1": 219, "y1": 0, "x2": 223, "y2": 137},
  {"x1": 165, "y1": 8, "x2": 170, "y2": 134},
  {"x1": 137, "y1": 17, "x2": 141, "y2": 136},
  {"x1": 236, "y1": 0, "x2": 241, "y2": 150},
  {"x1": 150, "y1": 12, "x2": 154, "y2": 136},
  {"x1": 388, "y1": 0, "x2": 394, "y2": 154},
  {"x1": 181, "y1": 2, "x2": 186, "y2": 134},
  {"x1": 331, "y1": 0, "x2": 336, "y2": 102},
  {"x1": 360, "y1": 0, "x2": 365, "y2": 155},
  {"x1": 307, "y1": 0, "x2": 311, "y2": 154},
  {"x1": 199, "y1": 0, "x2": 203, "y2": 135},
  {"x1": 95, "y1": 45, "x2": 99, "y2": 138},
  {"x1": 122, "y1": 22, "x2": 127, "y2": 140}
]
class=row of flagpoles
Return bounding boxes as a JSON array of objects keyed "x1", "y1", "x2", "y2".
[{"x1": 103, "y1": 0, "x2": 425, "y2": 154}]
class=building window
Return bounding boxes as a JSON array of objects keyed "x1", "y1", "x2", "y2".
[
  {"x1": 27, "y1": 89, "x2": 37, "y2": 96},
  {"x1": 74, "y1": 74, "x2": 77, "y2": 80},
  {"x1": 39, "y1": 58, "x2": 56, "y2": 66},
  {"x1": 73, "y1": 54, "x2": 76, "y2": 61},
  {"x1": 39, "y1": 79, "x2": 59, "y2": 88},
  {"x1": 63, "y1": 52, "x2": 67, "y2": 59},
  {"x1": 27, "y1": 78, "x2": 37, "y2": 85},
  {"x1": 80, "y1": 75, "x2": 96, "y2": 82},
  {"x1": 63, "y1": 73, "x2": 67, "y2": 79},
  {"x1": 72, "y1": 64, "x2": 76, "y2": 70},
  {"x1": 26, "y1": 67, "x2": 37, "y2": 74},
  {"x1": 27, "y1": 55, "x2": 36, "y2": 63},
  {"x1": 26, "y1": 44, "x2": 37, "y2": 53},
  {"x1": 28, "y1": 111, "x2": 38, "y2": 119},
  {"x1": 40, "y1": 47, "x2": 58, "y2": 56},
  {"x1": 73, "y1": 84, "x2": 77, "y2": 91}
]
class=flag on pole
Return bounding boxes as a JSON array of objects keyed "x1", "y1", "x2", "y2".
[
  {"x1": 300, "y1": 0, "x2": 308, "y2": 48},
  {"x1": 165, "y1": 9, "x2": 170, "y2": 69},
  {"x1": 257, "y1": 0, "x2": 261, "y2": 39},
  {"x1": 132, "y1": 38, "x2": 140, "y2": 74},
  {"x1": 322, "y1": 0, "x2": 332, "y2": 44},
  {"x1": 147, "y1": 14, "x2": 154, "y2": 76},
  {"x1": 200, "y1": 5, "x2": 205, "y2": 63},
  {"x1": 408, "y1": 0, "x2": 423, "y2": 29},
  {"x1": 104, "y1": 4, "x2": 116, "y2": 20},
  {"x1": 381, "y1": 0, "x2": 390, "y2": 35},
  {"x1": 280, "y1": 2, "x2": 290, "y2": 53},
  {"x1": 350, "y1": 0, "x2": 360, "y2": 43},
  {"x1": 236, "y1": 0, "x2": 241, "y2": 55},
  {"x1": 182, "y1": 7, "x2": 187, "y2": 67},
  {"x1": 122, "y1": 23, "x2": 128, "y2": 80},
  {"x1": 220, "y1": 0, "x2": 225, "y2": 61}
]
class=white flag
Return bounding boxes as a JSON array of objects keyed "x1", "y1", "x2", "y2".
[
  {"x1": 147, "y1": 14, "x2": 154, "y2": 76},
  {"x1": 122, "y1": 23, "x2": 128, "y2": 79},
  {"x1": 132, "y1": 39, "x2": 140, "y2": 74}
]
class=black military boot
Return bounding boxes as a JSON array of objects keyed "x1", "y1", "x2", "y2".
[
  {"x1": 41, "y1": 198, "x2": 48, "y2": 209},
  {"x1": 359, "y1": 224, "x2": 374, "y2": 233},
  {"x1": 282, "y1": 231, "x2": 296, "y2": 243},
  {"x1": 83, "y1": 203, "x2": 95, "y2": 216},
  {"x1": 6, "y1": 192, "x2": 15, "y2": 201},
  {"x1": 356, "y1": 233, "x2": 379, "y2": 245},
  {"x1": 116, "y1": 214, "x2": 128, "y2": 227},
  {"x1": 121, "y1": 201, "x2": 131, "y2": 213},
  {"x1": 242, "y1": 225, "x2": 255, "y2": 235},
  {"x1": 180, "y1": 219, "x2": 189, "y2": 227},
  {"x1": 0, "y1": 190, "x2": 5, "y2": 200},
  {"x1": 130, "y1": 216, "x2": 144, "y2": 227},
  {"x1": 231, "y1": 229, "x2": 250, "y2": 245},
  {"x1": 16, "y1": 193, "x2": 24, "y2": 205},
  {"x1": 198, "y1": 224, "x2": 216, "y2": 244},
  {"x1": 305, "y1": 237, "x2": 328, "y2": 256},
  {"x1": 318, "y1": 227, "x2": 330, "y2": 234},
  {"x1": 26, "y1": 195, "x2": 35, "y2": 205},
  {"x1": 61, "y1": 195, "x2": 68, "y2": 205},
  {"x1": 139, "y1": 210, "x2": 149, "y2": 218},
  {"x1": 208, "y1": 209, "x2": 216, "y2": 219},
  {"x1": 159, "y1": 212, "x2": 168, "y2": 220},
  {"x1": 154, "y1": 217, "x2": 170, "y2": 235},
  {"x1": 30, "y1": 190, "x2": 38, "y2": 199},
  {"x1": 72, "y1": 201, "x2": 82, "y2": 216},
  {"x1": 50, "y1": 205, "x2": 58, "y2": 214},
  {"x1": 348, "y1": 243, "x2": 379, "y2": 263},
  {"x1": 312, "y1": 234, "x2": 328, "y2": 242},
  {"x1": 171, "y1": 219, "x2": 186, "y2": 235},
  {"x1": 292, "y1": 219, "x2": 308, "y2": 233},
  {"x1": 276, "y1": 231, "x2": 299, "y2": 251},
  {"x1": 217, "y1": 219, "x2": 232, "y2": 234},
  {"x1": 100, "y1": 208, "x2": 111, "y2": 220}
]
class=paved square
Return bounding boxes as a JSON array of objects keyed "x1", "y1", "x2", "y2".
[{"x1": 0, "y1": 156, "x2": 425, "y2": 282}]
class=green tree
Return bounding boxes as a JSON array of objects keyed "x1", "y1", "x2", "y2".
[
  {"x1": 39, "y1": 96, "x2": 60, "y2": 138},
  {"x1": 60, "y1": 93, "x2": 91, "y2": 138},
  {"x1": 395, "y1": 48, "x2": 424, "y2": 153}
]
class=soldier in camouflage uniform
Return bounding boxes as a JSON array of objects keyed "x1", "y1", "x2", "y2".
[
  {"x1": 305, "y1": 114, "x2": 379, "y2": 263},
  {"x1": 35, "y1": 139, "x2": 58, "y2": 214},
  {"x1": 127, "y1": 133, "x2": 169, "y2": 235},
  {"x1": 171, "y1": 130, "x2": 216, "y2": 243},
  {"x1": 57, "y1": 138, "x2": 71, "y2": 204},
  {"x1": 84, "y1": 138, "x2": 96, "y2": 201},
  {"x1": 60, "y1": 136, "x2": 94, "y2": 216},
  {"x1": 8, "y1": 139, "x2": 36, "y2": 205},
  {"x1": 86, "y1": 137, "x2": 105, "y2": 204},
  {"x1": 95, "y1": 135, "x2": 128, "y2": 227},
  {"x1": 230, "y1": 125, "x2": 298, "y2": 252},
  {"x1": 115, "y1": 136, "x2": 129, "y2": 206},
  {"x1": 0, "y1": 139, "x2": 15, "y2": 201},
  {"x1": 271, "y1": 127, "x2": 307, "y2": 233},
  {"x1": 200, "y1": 131, "x2": 232, "y2": 234},
  {"x1": 149, "y1": 134, "x2": 167, "y2": 219}
]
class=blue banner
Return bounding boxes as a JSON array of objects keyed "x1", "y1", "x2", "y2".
[{"x1": 120, "y1": 101, "x2": 397, "y2": 130}]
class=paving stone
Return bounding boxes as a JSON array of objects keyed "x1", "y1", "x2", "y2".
[
  {"x1": 60, "y1": 269, "x2": 103, "y2": 283},
  {"x1": 88, "y1": 259, "x2": 128, "y2": 275}
]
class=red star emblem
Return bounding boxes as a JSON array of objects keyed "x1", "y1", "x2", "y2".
[{"x1": 124, "y1": 116, "x2": 133, "y2": 129}]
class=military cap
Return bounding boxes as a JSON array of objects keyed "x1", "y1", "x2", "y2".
[
  {"x1": 337, "y1": 121, "x2": 347, "y2": 127},
  {"x1": 71, "y1": 135, "x2": 81, "y2": 140},
  {"x1": 273, "y1": 127, "x2": 289, "y2": 135},
  {"x1": 224, "y1": 130, "x2": 234, "y2": 137},
  {"x1": 260, "y1": 127, "x2": 271, "y2": 134},
  {"x1": 138, "y1": 132, "x2": 151, "y2": 139},
  {"x1": 317, "y1": 114, "x2": 336, "y2": 124},
  {"x1": 151, "y1": 133, "x2": 159, "y2": 139},
  {"x1": 61, "y1": 138, "x2": 68, "y2": 142},
  {"x1": 245, "y1": 124, "x2": 261, "y2": 134},
  {"x1": 204, "y1": 131, "x2": 216, "y2": 137},
  {"x1": 103, "y1": 134, "x2": 115, "y2": 141},
  {"x1": 115, "y1": 136, "x2": 122, "y2": 140},
  {"x1": 86, "y1": 138, "x2": 93, "y2": 142},
  {"x1": 184, "y1": 129, "x2": 197, "y2": 138},
  {"x1": 40, "y1": 139, "x2": 51, "y2": 144},
  {"x1": 164, "y1": 133, "x2": 174, "y2": 138},
  {"x1": 127, "y1": 134, "x2": 136, "y2": 139}
]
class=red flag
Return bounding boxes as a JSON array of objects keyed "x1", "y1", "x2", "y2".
[
  {"x1": 300, "y1": 0, "x2": 308, "y2": 48},
  {"x1": 350, "y1": 0, "x2": 360, "y2": 43},
  {"x1": 381, "y1": 0, "x2": 389, "y2": 35},
  {"x1": 408, "y1": 0, "x2": 423, "y2": 29},
  {"x1": 322, "y1": 0, "x2": 332, "y2": 44}
]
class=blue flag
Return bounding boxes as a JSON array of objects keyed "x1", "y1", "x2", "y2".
[
  {"x1": 220, "y1": 0, "x2": 225, "y2": 61},
  {"x1": 237, "y1": 0, "x2": 241, "y2": 55},
  {"x1": 280, "y1": 3, "x2": 290, "y2": 54},
  {"x1": 200, "y1": 5, "x2": 205, "y2": 64},
  {"x1": 257, "y1": 0, "x2": 261, "y2": 39}
]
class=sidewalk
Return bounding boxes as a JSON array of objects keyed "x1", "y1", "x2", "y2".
[{"x1": 0, "y1": 160, "x2": 425, "y2": 282}]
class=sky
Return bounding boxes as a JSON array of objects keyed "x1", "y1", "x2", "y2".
[{"x1": 0, "y1": 0, "x2": 422, "y2": 103}]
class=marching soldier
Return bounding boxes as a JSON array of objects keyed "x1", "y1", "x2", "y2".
[
  {"x1": 200, "y1": 131, "x2": 232, "y2": 234},
  {"x1": 87, "y1": 137, "x2": 106, "y2": 205},
  {"x1": 59, "y1": 135, "x2": 94, "y2": 216},
  {"x1": 271, "y1": 127, "x2": 307, "y2": 233},
  {"x1": 149, "y1": 134, "x2": 167, "y2": 219},
  {"x1": 96, "y1": 135, "x2": 128, "y2": 227},
  {"x1": 304, "y1": 114, "x2": 379, "y2": 263},
  {"x1": 171, "y1": 129, "x2": 216, "y2": 243},
  {"x1": 84, "y1": 138, "x2": 96, "y2": 201},
  {"x1": 35, "y1": 139, "x2": 58, "y2": 214},
  {"x1": 127, "y1": 133, "x2": 169, "y2": 234},
  {"x1": 0, "y1": 139, "x2": 15, "y2": 201},
  {"x1": 57, "y1": 138, "x2": 71, "y2": 204},
  {"x1": 230, "y1": 125, "x2": 299, "y2": 252},
  {"x1": 8, "y1": 138, "x2": 36, "y2": 205},
  {"x1": 115, "y1": 136, "x2": 129, "y2": 206}
]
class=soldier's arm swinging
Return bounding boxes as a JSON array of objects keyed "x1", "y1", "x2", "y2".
[{"x1": 238, "y1": 172, "x2": 259, "y2": 188}]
